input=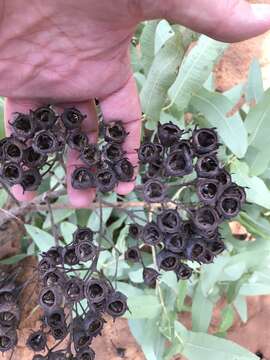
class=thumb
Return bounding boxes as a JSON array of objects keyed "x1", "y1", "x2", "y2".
[{"x1": 143, "y1": 1, "x2": 270, "y2": 42}]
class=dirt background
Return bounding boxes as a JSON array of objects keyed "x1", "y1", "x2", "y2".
[{"x1": 3, "y1": 2, "x2": 270, "y2": 358}]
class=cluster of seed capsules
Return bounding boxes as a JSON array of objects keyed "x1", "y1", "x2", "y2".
[
  {"x1": 26, "y1": 227, "x2": 128, "y2": 360},
  {"x1": 0, "y1": 272, "x2": 20, "y2": 353},
  {"x1": 125, "y1": 122, "x2": 246, "y2": 285},
  {"x1": 0, "y1": 105, "x2": 134, "y2": 192}
]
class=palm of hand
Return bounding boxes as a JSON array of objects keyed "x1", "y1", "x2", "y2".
[{"x1": 1, "y1": 0, "x2": 270, "y2": 206}]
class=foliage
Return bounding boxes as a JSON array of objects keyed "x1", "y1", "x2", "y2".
[{"x1": 1, "y1": 19, "x2": 270, "y2": 360}]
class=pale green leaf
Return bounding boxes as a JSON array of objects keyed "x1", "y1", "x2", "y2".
[
  {"x1": 155, "y1": 20, "x2": 174, "y2": 54},
  {"x1": 233, "y1": 296, "x2": 247, "y2": 323},
  {"x1": 125, "y1": 295, "x2": 161, "y2": 319},
  {"x1": 60, "y1": 222, "x2": 77, "y2": 243},
  {"x1": 192, "y1": 283, "x2": 213, "y2": 332},
  {"x1": 245, "y1": 58, "x2": 264, "y2": 104},
  {"x1": 168, "y1": 35, "x2": 228, "y2": 110},
  {"x1": 25, "y1": 224, "x2": 55, "y2": 252},
  {"x1": 140, "y1": 20, "x2": 159, "y2": 74}
]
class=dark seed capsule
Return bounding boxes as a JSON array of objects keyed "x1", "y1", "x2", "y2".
[
  {"x1": 3, "y1": 137, "x2": 25, "y2": 162},
  {"x1": 11, "y1": 113, "x2": 35, "y2": 139},
  {"x1": 138, "y1": 143, "x2": 159, "y2": 163},
  {"x1": 186, "y1": 241, "x2": 205, "y2": 261},
  {"x1": 158, "y1": 122, "x2": 183, "y2": 147},
  {"x1": 46, "y1": 246, "x2": 64, "y2": 265},
  {"x1": 164, "y1": 233, "x2": 185, "y2": 253},
  {"x1": 165, "y1": 150, "x2": 193, "y2": 177},
  {"x1": 199, "y1": 249, "x2": 214, "y2": 264},
  {"x1": 83, "y1": 311, "x2": 105, "y2": 337},
  {"x1": 129, "y1": 223, "x2": 142, "y2": 239},
  {"x1": 32, "y1": 130, "x2": 58, "y2": 155},
  {"x1": 207, "y1": 240, "x2": 226, "y2": 255},
  {"x1": 0, "y1": 161, "x2": 22, "y2": 185},
  {"x1": 67, "y1": 129, "x2": 88, "y2": 150},
  {"x1": 84, "y1": 278, "x2": 110, "y2": 304},
  {"x1": 96, "y1": 168, "x2": 117, "y2": 192},
  {"x1": 142, "y1": 222, "x2": 164, "y2": 246},
  {"x1": 39, "y1": 286, "x2": 62, "y2": 312},
  {"x1": 75, "y1": 241, "x2": 97, "y2": 262},
  {"x1": 175, "y1": 263, "x2": 193, "y2": 280},
  {"x1": 65, "y1": 277, "x2": 85, "y2": 303},
  {"x1": 61, "y1": 107, "x2": 86, "y2": 130},
  {"x1": 143, "y1": 267, "x2": 160, "y2": 287},
  {"x1": 80, "y1": 144, "x2": 100, "y2": 167},
  {"x1": 45, "y1": 308, "x2": 65, "y2": 329},
  {"x1": 193, "y1": 206, "x2": 220, "y2": 233},
  {"x1": 125, "y1": 246, "x2": 141, "y2": 262},
  {"x1": 51, "y1": 324, "x2": 68, "y2": 341},
  {"x1": 0, "y1": 328, "x2": 18, "y2": 352},
  {"x1": 196, "y1": 178, "x2": 220, "y2": 206},
  {"x1": 170, "y1": 139, "x2": 193, "y2": 157},
  {"x1": 73, "y1": 227, "x2": 94, "y2": 243},
  {"x1": 26, "y1": 331, "x2": 47, "y2": 352},
  {"x1": 157, "y1": 209, "x2": 181, "y2": 234},
  {"x1": 192, "y1": 128, "x2": 218, "y2": 155},
  {"x1": 0, "y1": 303, "x2": 20, "y2": 328},
  {"x1": 195, "y1": 154, "x2": 219, "y2": 178},
  {"x1": 23, "y1": 146, "x2": 48, "y2": 168},
  {"x1": 215, "y1": 168, "x2": 231, "y2": 187},
  {"x1": 217, "y1": 195, "x2": 241, "y2": 219},
  {"x1": 103, "y1": 142, "x2": 124, "y2": 163},
  {"x1": 73, "y1": 329, "x2": 92, "y2": 351},
  {"x1": 38, "y1": 257, "x2": 56, "y2": 276},
  {"x1": 76, "y1": 347, "x2": 96, "y2": 360},
  {"x1": 32, "y1": 106, "x2": 57, "y2": 129},
  {"x1": 62, "y1": 244, "x2": 79, "y2": 266},
  {"x1": 223, "y1": 183, "x2": 246, "y2": 206},
  {"x1": 114, "y1": 158, "x2": 134, "y2": 182},
  {"x1": 143, "y1": 179, "x2": 166, "y2": 203},
  {"x1": 106, "y1": 291, "x2": 128, "y2": 318},
  {"x1": 71, "y1": 167, "x2": 96, "y2": 190},
  {"x1": 157, "y1": 250, "x2": 179, "y2": 271},
  {"x1": 21, "y1": 168, "x2": 41, "y2": 191},
  {"x1": 104, "y1": 121, "x2": 127, "y2": 144}
]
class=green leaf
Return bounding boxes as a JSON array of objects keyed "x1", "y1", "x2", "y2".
[
  {"x1": 0, "y1": 254, "x2": 28, "y2": 265},
  {"x1": 0, "y1": 189, "x2": 8, "y2": 208},
  {"x1": 43, "y1": 208, "x2": 74, "y2": 229},
  {"x1": 25, "y1": 224, "x2": 55, "y2": 252},
  {"x1": 60, "y1": 222, "x2": 77, "y2": 243},
  {"x1": 231, "y1": 160, "x2": 270, "y2": 209},
  {"x1": 245, "y1": 146, "x2": 270, "y2": 176},
  {"x1": 233, "y1": 296, "x2": 247, "y2": 323},
  {"x1": 219, "y1": 305, "x2": 234, "y2": 333},
  {"x1": 191, "y1": 88, "x2": 248, "y2": 158},
  {"x1": 140, "y1": 33, "x2": 184, "y2": 128},
  {"x1": 87, "y1": 193, "x2": 116, "y2": 231},
  {"x1": 245, "y1": 58, "x2": 264, "y2": 104},
  {"x1": 240, "y1": 283, "x2": 270, "y2": 296},
  {"x1": 125, "y1": 295, "x2": 161, "y2": 319},
  {"x1": 176, "y1": 280, "x2": 188, "y2": 312},
  {"x1": 168, "y1": 35, "x2": 228, "y2": 110},
  {"x1": 140, "y1": 20, "x2": 159, "y2": 75},
  {"x1": 155, "y1": 20, "x2": 174, "y2": 54},
  {"x1": 175, "y1": 321, "x2": 258, "y2": 360},
  {"x1": 129, "y1": 319, "x2": 166, "y2": 360},
  {"x1": 240, "y1": 210, "x2": 270, "y2": 239},
  {"x1": 245, "y1": 88, "x2": 270, "y2": 151},
  {"x1": 192, "y1": 282, "x2": 213, "y2": 332}
]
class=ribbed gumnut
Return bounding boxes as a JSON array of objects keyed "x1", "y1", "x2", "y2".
[
  {"x1": 157, "y1": 209, "x2": 181, "y2": 234},
  {"x1": 207, "y1": 240, "x2": 225, "y2": 255},
  {"x1": 104, "y1": 121, "x2": 127, "y2": 144},
  {"x1": 129, "y1": 224, "x2": 142, "y2": 240},
  {"x1": 65, "y1": 277, "x2": 85, "y2": 303},
  {"x1": 157, "y1": 250, "x2": 179, "y2": 271},
  {"x1": 83, "y1": 310, "x2": 105, "y2": 337},
  {"x1": 143, "y1": 179, "x2": 166, "y2": 203},
  {"x1": 38, "y1": 257, "x2": 56, "y2": 277},
  {"x1": 113, "y1": 158, "x2": 134, "y2": 182},
  {"x1": 45, "y1": 308, "x2": 65, "y2": 329},
  {"x1": 158, "y1": 122, "x2": 183, "y2": 147},
  {"x1": 73, "y1": 227, "x2": 94, "y2": 243},
  {"x1": 39, "y1": 286, "x2": 63, "y2": 312},
  {"x1": 125, "y1": 246, "x2": 141, "y2": 262},
  {"x1": 26, "y1": 330, "x2": 47, "y2": 352},
  {"x1": 142, "y1": 222, "x2": 164, "y2": 246},
  {"x1": 51, "y1": 324, "x2": 68, "y2": 341},
  {"x1": 62, "y1": 244, "x2": 79, "y2": 266},
  {"x1": 195, "y1": 154, "x2": 219, "y2": 178},
  {"x1": 76, "y1": 347, "x2": 96, "y2": 360},
  {"x1": 170, "y1": 139, "x2": 193, "y2": 157},
  {"x1": 84, "y1": 278, "x2": 110, "y2": 304},
  {"x1": 192, "y1": 128, "x2": 218, "y2": 155},
  {"x1": 0, "y1": 288, "x2": 15, "y2": 305},
  {"x1": 102, "y1": 142, "x2": 124, "y2": 163},
  {"x1": 96, "y1": 168, "x2": 117, "y2": 192},
  {"x1": 46, "y1": 246, "x2": 64, "y2": 265},
  {"x1": 143, "y1": 267, "x2": 160, "y2": 288},
  {"x1": 22, "y1": 146, "x2": 47, "y2": 169},
  {"x1": 106, "y1": 291, "x2": 128, "y2": 318},
  {"x1": 0, "y1": 139, "x2": 8, "y2": 162},
  {"x1": 175, "y1": 263, "x2": 193, "y2": 280},
  {"x1": 192, "y1": 206, "x2": 220, "y2": 233},
  {"x1": 223, "y1": 183, "x2": 246, "y2": 206},
  {"x1": 3, "y1": 137, "x2": 25, "y2": 163},
  {"x1": 61, "y1": 107, "x2": 86, "y2": 130},
  {"x1": 196, "y1": 178, "x2": 220, "y2": 206},
  {"x1": 0, "y1": 162, "x2": 22, "y2": 185},
  {"x1": 33, "y1": 130, "x2": 58, "y2": 155},
  {"x1": 48, "y1": 351, "x2": 66, "y2": 360},
  {"x1": 164, "y1": 233, "x2": 185, "y2": 253},
  {"x1": 73, "y1": 327, "x2": 92, "y2": 351},
  {"x1": 138, "y1": 143, "x2": 160, "y2": 163},
  {"x1": 0, "y1": 303, "x2": 20, "y2": 328},
  {"x1": 217, "y1": 195, "x2": 241, "y2": 219},
  {"x1": 71, "y1": 167, "x2": 96, "y2": 190},
  {"x1": 215, "y1": 168, "x2": 231, "y2": 188},
  {"x1": 32, "y1": 106, "x2": 57, "y2": 129},
  {"x1": 0, "y1": 326, "x2": 18, "y2": 352},
  {"x1": 165, "y1": 150, "x2": 193, "y2": 177},
  {"x1": 75, "y1": 241, "x2": 97, "y2": 262},
  {"x1": 11, "y1": 112, "x2": 35, "y2": 139},
  {"x1": 67, "y1": 129, "x2": 88, "y2": 150},
  {"x1": 186, "y1": 240, "x2": 206, "y2": 261},
  {"x1": 21, "y1": 169, "x2": 42, "y2": 191},
  {"x1": 198, "y1": 249, "x2": 214, "y2": 264},
  {"x1": 80, "y1": 144, "x2": 100, "y2": 167}
]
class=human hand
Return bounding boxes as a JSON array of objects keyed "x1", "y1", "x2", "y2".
[{"x1": 2, "y1": 0, "x2": 270, "y2": 207}]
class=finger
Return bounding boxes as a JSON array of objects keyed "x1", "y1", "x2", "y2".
[
  {"x1": 56, "y1": 100, "x2": 98, "y2": 208},
  {"x1": 143, "y1": 0, "x2": 270, "y2": 42},
  {"x1": 99, "y1": 75, "x2": 141, "y2": 195},
  {"x1": 4, "y1": 98, "x2": 44, "y2": 202}
]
